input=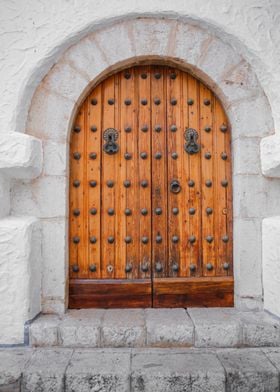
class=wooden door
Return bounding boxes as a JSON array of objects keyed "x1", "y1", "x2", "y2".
[{"x1": 69, "y1": 65, "x2": 233, "y2": 308}]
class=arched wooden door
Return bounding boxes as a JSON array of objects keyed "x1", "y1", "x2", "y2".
[{"x1": 69, "y1": 65, "x2": 233, "y2": 308}]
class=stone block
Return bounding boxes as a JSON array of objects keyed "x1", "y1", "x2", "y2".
[
  {"x1": 43, "y1": 141, "x2": 67, "y2": 176},
  {"x1": 43, "y1": 61, "x2": 90, "y2": 103},
  {"x1": 263, "y1": 216, "x2": 280, "y2": 318},
  {"x1": 65, "y1": 350, "x2": 131, "y2": 391},
  {"x1": 11, "y1": 175, "x2": 66, "y2": 218},
  {"x1": 145, "y1": 308, "x2": 194, "y2": 347},
  {"x1": 228, "y1": 94, "x2": 273, "y2": 140},
  {"x1": 133, "y1": 18, "x2": 176, "y2": 57},
  {"x1": 241, "y1": 311, "x2": 280, "y2": 347},
  {"x1": 0, "y1": 217, "x2": 41, "y2": 344},
  {"x1": 198, "y1": 37, "x2": 242, "y2": 88},
  {"x1": 233, "y1": 174, "x2": 265, "y2": 218},
  {"x1": 232, "y1": 137, "x2": 261, "y2": 175},
  {"x1": 233, "y1": 218, "x2": 262, "y2": 299},
  {"x1": 188, "y1": 308, "x2": 242, "y2": 347},
  {"x1": 102, "y1": 309, "x2": 145, "y2": 347},
  {"x1": 131, "y1": 350, "x2": 225, "y2": 391},
  {"x1": 41, "y1": 219, "x2": 66, "y2": 300},
  {"x1": 0, "y1": 174, "x2": 10, "y2": 218},
  {"x1": 22, "y1": 348, "x2": 72, "y2": 392},
  {"x1": 27, "y1": 85, "x2": 76, "y2": 143},
  {"x1": 59, "y1": 309, "x2": 104, "y2": 347},
  {"x1": 219, "y1": 61, "x2": 260, "y2": 104},
  {"x1": 64, "y1": 33, "x2": 109, "y2": 83},
  {"x1": 262, "y1": 348, "x2": 280, "y2": 372},
  {"x1": 218, "y1": 349, "x2": 279, "y2": 392},
  {"x1": 29, "y1": 315, "x2": 60, "y2": 347},
  {"x1": 172, "y1": 23, "x2": 210, "y2": 67},
  {"x1": 0, "y1": 349, "x2": 32, "y2": 390},
  {"x1": 261, "y1": 134, "x2": 280, "y2": 177},
  {"x1": 0, "y1": 133, "x2": 42, "y2": 179}
]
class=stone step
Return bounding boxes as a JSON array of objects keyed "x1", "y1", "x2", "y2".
[
  {"x1": 28, "y1": 308, "x2": 280, "y2": 348},
  {"x1": 1, "y1": 347, "x2": 280, "y2": 391}
]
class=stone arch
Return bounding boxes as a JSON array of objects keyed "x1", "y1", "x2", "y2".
[{"x1": 11, "y1": 17, "x2": 278, "y2": 313}]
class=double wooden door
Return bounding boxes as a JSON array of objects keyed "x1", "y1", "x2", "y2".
[{"x1": 69, "y1": 65, "x2": 233, "y2": 308}]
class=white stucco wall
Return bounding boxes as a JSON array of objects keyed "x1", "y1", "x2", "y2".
[{"x1": 1, "y1": 0, "x2": 280, "y2": 344}]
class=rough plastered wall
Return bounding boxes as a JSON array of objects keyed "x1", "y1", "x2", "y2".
[{"x1": 1, "y1": 0, "x2": 280, "y2": 343}]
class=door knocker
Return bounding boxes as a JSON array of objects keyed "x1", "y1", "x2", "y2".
[
  {"x1": 184, "y1": 128, "x2": 200, "y2": 155},
  {"x1": 103, "y1": 128, "x2": 119, "y2": 155}
]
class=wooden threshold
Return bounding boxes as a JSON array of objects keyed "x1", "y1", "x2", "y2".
[
  {"x1": 153, "y1": 277, "x2": 234, "y2": 308},
  {"x1": 69, "y1": 279, "x2": 152, "y2": 308}
]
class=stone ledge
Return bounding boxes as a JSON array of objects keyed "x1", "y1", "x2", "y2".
[
  {"x1": 0, "y1": 216, "x2": 42, "y2": 344},
  {"x1": 29, "y1": 308, "x2": 280, "y2": 349},
  {"x1": 0, "y1": 133, "x2": 42, "y2": 179},
  {"x1": 1, "y1": 347, "x2": 280, "y2": 391},
  {"x1": 261, "y1": 134, "x2": 280, "y2": 177}
]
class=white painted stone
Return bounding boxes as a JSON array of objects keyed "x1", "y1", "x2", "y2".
[
  {"x1": 0, "y1": 133, "x2": 42, "y2": 179},
  {"x1": 0, "y1": 175, "x2": 10, "y2": 218},
  {"x1": 228, "y1": 94, "x2": 273, "y2": 140},
  {"x1": 145, "y1": 308, "x2": 194, "y2": 347},
  {"x1": 233, "y1": 218, "x2": 262, "y2": 300},
  {"x1": 132, "y1": 18, "x2": 176, "y2": 57},
  {"x1": 188, "y1": 308, "x2": 242, "y2": 347},
  {"x1": 11, "y1": 176, "x2": 67, "y2": 218},
  {"x1": 261, "y1": 134, "x2": 280, "y2": 177},
  {"x1": 41, "y1": 219, "x2": 67, "y2": 301},
  {"x1": 0, "y1": 216, "x2": 41, "y2": 344},
  {"x1": 43, "y1": 61, "x2": 90, "y2": 103},
  {"x1": 198, "y1": 36, "x2": 242, "y2": 90},
  {"x1": 43, "y1": 141, "x2": 67, "y2": 176},
  {"x1": 219, "y1": 61, "x2": 260, "y2": 104},
  {"x1": 232, "y1": 137, "x2": 261, "y2": 175},
  {"x1": 263, "y1": 216, "x2": 280, "y2": 318},
  {"x1": 64, "y1": 34, "x2": 109, "y2": 83},
  {"x1": 172, "y1": 23, "x2": 210, "y2": 66},
  {"x1": 102, "y1": 309, "x2": 145, "y2": 347},
  {"x1": 27, "y1": 85, "x2": 76, "y2": 143}
]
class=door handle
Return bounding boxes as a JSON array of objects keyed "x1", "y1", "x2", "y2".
[{"x1": 170, "y1": 180, "x2": 181, "y2": 194}]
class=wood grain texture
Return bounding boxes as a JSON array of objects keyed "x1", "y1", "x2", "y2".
[
  {"x1": 69, "y1": 279, "x2": 152, "y2": 308},
  {"x1": 153, "y1": 277, "x2": 234, "y2": 307},
  {"x1": 69, "y1": 64, "x2": 233, "y2": 308}
]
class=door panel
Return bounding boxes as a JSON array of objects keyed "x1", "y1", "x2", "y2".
[{"x1": 69, "y1": 65, "x2": 233, "y2": 308}]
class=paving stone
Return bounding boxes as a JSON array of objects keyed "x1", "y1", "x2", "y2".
[
  {"x1": 29, "y1": 314, "x2": 60, "y2": 347},
  {"x1": 145, "y1": 308, "x2": 194, "y2": 347},
  {"x1": 22, "y1": 348, "x2": 72, "y2": 392},
  {"x1": 218, "y1": 348, "x2": 279, "y2": 392},
  {"x1": 65, "y1": 349, "x2": 131, "y2": 392},
  {"x1": 0, "y1": 349, "x2": 32, "y2": 391},
  {"x1": 188, "y1": 308, "x2": 242, "y2": 347},
  {"x1": 131, "y1": 350, "x2": 225, "y2": 392},
  {"x1": 241, "y1": 311, "x2": 280, "y2": 347},
  {"x1": 262, "y1": 347, "x2": 280, "y2": 371},
  {"x1": 59, "y1": 309, "x2": 104, "y2": 347},
  {"x1": 102, "y1": 309, "x2": 145, "y2": 347}
]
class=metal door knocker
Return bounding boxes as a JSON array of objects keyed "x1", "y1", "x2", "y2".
[
  {"x1": 103, "y1": 128, "x2": 119, "y2": 155},
  {"x1": 170, "y1": 179, "x2": 181, "y2": 194},
  {"x1": 184, "y1": 128, "x2": 200, "y2": 155}
]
